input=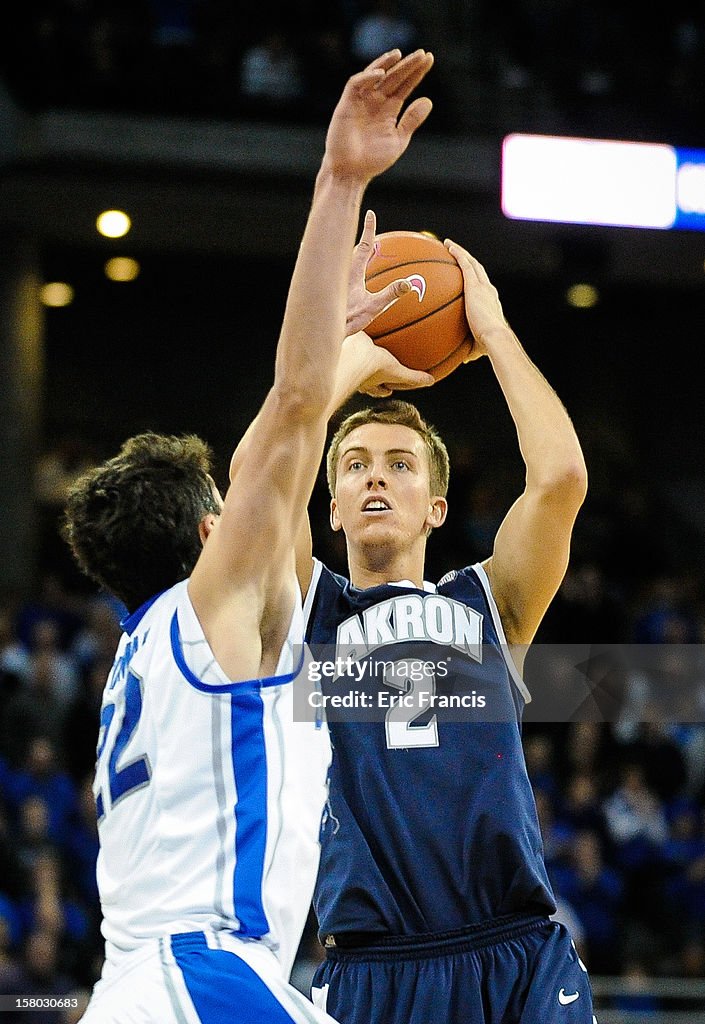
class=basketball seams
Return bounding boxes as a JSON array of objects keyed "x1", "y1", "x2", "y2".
[
  {"x1": 369, "y1": 293, "x2": 466, "y2": 339},
  {"x1": 426, "y1": 331, "x2": 473, "y2": 373},
  {"x1": 366, "y1": 258, "x2": 459, "y2": 285}
]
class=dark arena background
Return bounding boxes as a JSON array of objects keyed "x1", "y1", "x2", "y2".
[{"x1": 1, "y1": 3, "x2": 705, "y2": 1021}]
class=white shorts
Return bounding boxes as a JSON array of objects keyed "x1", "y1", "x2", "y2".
[{"x1": 79, "y1": 930, "x2": 340, "y2": 1024}]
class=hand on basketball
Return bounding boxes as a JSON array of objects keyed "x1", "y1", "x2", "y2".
[
  {"x1": 346, "y1": 210, "x2": 413, "y2": 335},
  {"x1": 344, "y1": 331, "x2": 434, "y2": 398},
  {"x1": 324, "y1": 50, "x2": 434, "y2": 184},
  {"x1": 444, "y1": 240, "x2": 510, "y2": 362}
]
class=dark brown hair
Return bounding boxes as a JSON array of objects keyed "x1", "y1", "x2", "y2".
[{"x1": 63, "y1": 433, "x2": 221, "y2": 612}]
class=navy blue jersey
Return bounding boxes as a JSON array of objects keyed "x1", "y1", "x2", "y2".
[{"x1": 304, "y1": 558, "x2": 556, "y2": 938}]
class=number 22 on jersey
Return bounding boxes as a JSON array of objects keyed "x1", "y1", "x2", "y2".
[{"x1": 95, "y1": 668, "x2": 151, "y2": 821}]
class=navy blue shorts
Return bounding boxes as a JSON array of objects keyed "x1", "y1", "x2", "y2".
[{"x1": 311, "y1": 915, "x2": 596, "y2": 1024}]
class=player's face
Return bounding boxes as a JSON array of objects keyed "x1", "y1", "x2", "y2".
[{"x1": 331, "y1": 423, "x2": 446, "y2": 549}]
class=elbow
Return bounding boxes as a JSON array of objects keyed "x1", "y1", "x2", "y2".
[
  {"x1": 551, "y1": 458, "x2": 589, "y2": 507},
  {"x1": 270, "y1": 381, "x2": 328, "y2": 425},
  {"x1": 533, "y1": 455, "x2": 588, "y2": 509}
]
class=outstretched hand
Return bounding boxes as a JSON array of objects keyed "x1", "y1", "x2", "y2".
[
  {"x1": 324, "y1": 49, "x2": 434, "y2": 185},
  {"x1": 346, "y1": 210, "x2": 412, "y2": 336},
  {"x1": 444, "y1": 240, "x2": 510, "y2": 361}
]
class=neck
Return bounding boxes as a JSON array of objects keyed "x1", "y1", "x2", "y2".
[{"x1": 347, "y1": 540, "x2": 427, "y2": 590}]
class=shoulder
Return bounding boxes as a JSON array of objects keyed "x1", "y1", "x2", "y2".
[{"x1": 437, "y1": 564, "x2": 485, "y2": 595}]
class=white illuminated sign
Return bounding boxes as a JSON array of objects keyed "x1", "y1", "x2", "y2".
[{"x1": 502, "y1": 134, "x2": 678, "y2": 229}]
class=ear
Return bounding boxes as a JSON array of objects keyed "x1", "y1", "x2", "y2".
[
  {"x1": 330, "y1": 498, "x2": 342, "y2": 532},
  {"x1": 198, "y1": 513, "x2": 218, "y2": 546},
  {"x1": 425, "y1": 497, "x2": 448, "y2": 532}
]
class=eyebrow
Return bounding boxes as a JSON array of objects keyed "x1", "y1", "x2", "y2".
[{"x1": 341, "y1": 447, "x2": 418, "y2": 459}]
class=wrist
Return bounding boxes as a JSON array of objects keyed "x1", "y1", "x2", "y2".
[
  {"x1": 331, "y1": 334, "x2": 376, "y2": 411},
  {"x1": 316, "y1": 160, "x2": 369, "y2": 198},
  {"x1": 478, "y1": 323, "x2": 519, "y2": 356}
]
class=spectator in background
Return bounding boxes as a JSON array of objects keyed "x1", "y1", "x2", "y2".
[
  {"x1": 239, "y1": 31, "x2": 305, "y2": 113},
  {"x1": 561, "y1": 771, "x2": 609, "y2": 842},
  {"x1": 0, "y1": 739, "x2": 77, "y2": 849},
  {"x1": 10, "y1": 929, "x2": 73, "y2": 1024},
  {"x1": 350, "y1": 0, "x2": 418, "y2": 64},
  {"x1": 604, "y1": 762, "x2": 669, "y2": 856},
  {"x1": 18, "y1": 851, "x2": 89, "y2": 957},
  {"x1": 28, "y1": 619, "x2": 79, "y2": 710},
  {"x1": 15, "y1": 575, "x2": 83, "y2": 654},
  {"x1": 0, "y1": 607, "x2": 32, "y2": 687},
  {"x1": 603, "y1": 761, "x2": 671, "y2": 950},
  {"x1": 632, "y1": 573, "x2": 699, "y2": 644},
  {"x1": 69, "y1": 598, "x2": 120, "y2": 678},
  {"x1": 557, "y1": 721, "x2": 618, "y2": 788},
  {"x1": 523, "y1": 731, "x2": 559, "y2": 801},
  {"x1": 1, "y1": 659, "x2": 70, "y2": 766},
  {"x1": 60, "y1": 989, "x2": 91, "y2": 1024},
  {"x1": 0, "y1": 913, "x2": 25, "y2": 1024},
  {"x1": 550, "y1": 828, "x2": 623, "y2": 972},
  {"x1": 15, "y1": 796, "x2": 53, "y2": 874},
  {"x1": 617, "y1": 721, "x2": 688, "y2": 805},
  {"x1": 662, "y1": 803, "x2": 705, "y2": 930}
]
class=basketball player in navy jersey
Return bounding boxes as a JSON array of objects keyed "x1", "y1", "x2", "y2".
[
  {"x1": 62, "y1": 50, "x2": 436, "y2": 1024},
  {"x1": 295, "y1": 243, "x2": 595, "y2": 1023}
]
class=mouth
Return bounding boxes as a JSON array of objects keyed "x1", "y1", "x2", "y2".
[{"x1": 361, "y1": 497, "x2": 391, "y2": 514}]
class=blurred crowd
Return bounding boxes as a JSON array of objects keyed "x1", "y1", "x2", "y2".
[
  {"x1": 1, "y1": 0, "x2": 704, "y2": 141},
  {"x1": 2, "y1": 3, "x2": 705, "y2": 1017},
  {"x1": 1, "y1": 424, "x2": 705, "y2": 1020}
]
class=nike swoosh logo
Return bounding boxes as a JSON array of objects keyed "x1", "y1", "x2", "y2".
[{"x1": 558, "y1": 989, "x2": 580, "y2": 1006}]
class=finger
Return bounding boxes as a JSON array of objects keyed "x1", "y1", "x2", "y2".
[
  {"x1": 356, "y1": 209, "x2": 377, "y2": 256},
  {"x1": 389, "y1": 370, "x2": 436, "y2": 389},
  {"x1": 362, "y1": 209, "x2": 377, "y2": 243},
  {"x1": 378, "y1": 50, "x2": 434, "y2": 99},
  {"x1": 363, "y1": 384, "x2": 394, "y2": 398},
  {"x1": 445, "y1": 240, "x2": 490, "y2": 284},
  {"x1": 368, "y1": 277, "x2": 412, "y2": 318},
  {"x1": 364, "y1": 49, "x2": 403, "y2": 74},
  {"x1": 351, "y1": 210, "x2": 378, "y2": 273},
  {"x1": 350, "y1": 50, "x2": 404, "y2": 94},
  {"x1": 349, "y1": 68, "x2": 386, "y2": 97},
  {"x1": 397, "y1": 96, "x2": 433, "y2": 141}
]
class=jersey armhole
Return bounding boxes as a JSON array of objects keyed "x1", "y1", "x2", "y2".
[
  {"x1": 171, "y1": 592, "x2": 305, "y2": 694},
  {"x1": 471, "y1": 562, "x2": 532, "y2": 705},
  {"x1": 303, "y1": 558, "x2": 324, "y2": 631}
]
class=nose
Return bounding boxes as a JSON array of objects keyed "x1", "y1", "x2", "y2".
[{"x1": 366, "y1": 468, "x2": 387, "y2": 489}]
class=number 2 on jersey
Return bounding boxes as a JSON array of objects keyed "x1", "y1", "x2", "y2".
[{"x1": 384, "y1": 661, "x2": 439, "y2": 749}]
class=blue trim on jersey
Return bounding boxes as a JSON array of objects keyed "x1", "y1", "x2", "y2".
[
  {"x1": 229, "y1": 694, "x2": 269, "y2": 936},
  {"x1": 169, "y1": 610, "x2": 305, "y2": 693},
  {"x1": 120, "y1": 590, "x2": 166, "y2": 636},
  {"x1": 171, "y1": 932, "x2": 296, "y2": 1023}
]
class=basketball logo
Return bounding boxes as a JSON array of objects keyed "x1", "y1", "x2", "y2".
[{"x1": 405, "y1": 275, "x2": 427, "y2": 301}]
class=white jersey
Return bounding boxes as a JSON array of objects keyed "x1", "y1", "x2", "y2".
[{"x1": 93, "y1": 579, "x2": 331, "y2": 978}]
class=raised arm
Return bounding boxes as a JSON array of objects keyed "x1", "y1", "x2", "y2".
[
  {"x1": 190, "y1": 51, "x2": 434, "y2": 678},
  {"x1": 445, "y1": 241, "x2": 588, "y2": 646}
]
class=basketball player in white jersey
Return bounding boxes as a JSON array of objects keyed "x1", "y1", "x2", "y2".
[{"x1": 62, "y1": 49, "x2": 435, "y2": 1024}]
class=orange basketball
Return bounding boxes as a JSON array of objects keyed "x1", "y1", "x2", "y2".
[{"x1": 365, "y1": 231, "x2": 473, "y2": 381}]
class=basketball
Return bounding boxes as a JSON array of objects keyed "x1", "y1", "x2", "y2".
[{"x1": 365, "y1": 231, "x2": 473, "y2": 381}]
